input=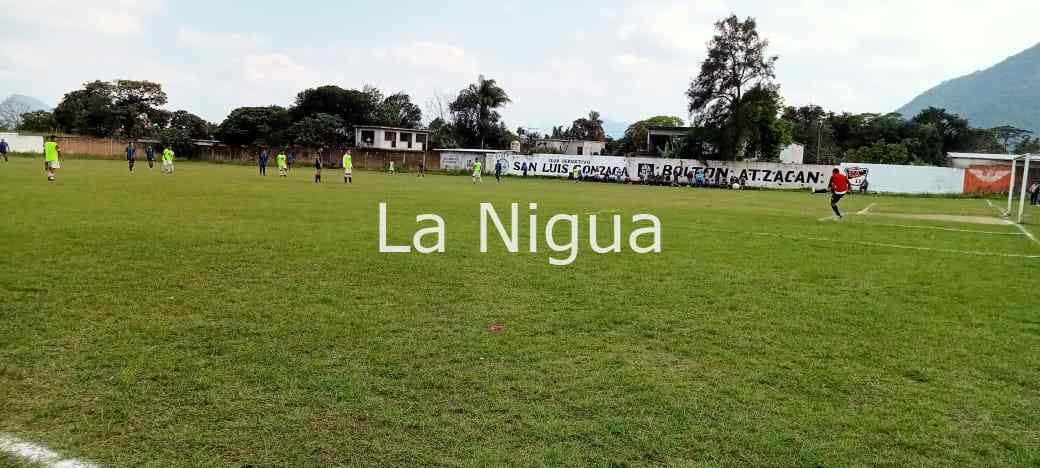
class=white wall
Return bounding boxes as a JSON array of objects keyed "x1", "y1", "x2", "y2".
[
  {"x1": 0, "y1": 132, "x2": 44, "y2": 153},
  {"x1": 840, "y1": 162, "x2": 964, "y2": 194}
]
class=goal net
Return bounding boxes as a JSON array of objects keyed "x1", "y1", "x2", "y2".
[{"x1": 1006, "y1": 153, "x2": 1035, "y2": 223}]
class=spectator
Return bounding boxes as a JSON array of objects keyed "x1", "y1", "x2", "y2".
[
  {"x1": 1030, "y1": 182, "x2": 1040, "y2": 206},
  {"x1": 0, "y1": 138, "x2": 9, "y2": 162}
]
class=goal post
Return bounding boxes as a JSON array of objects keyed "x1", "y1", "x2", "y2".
[{"x1": 1006, "y1": 153, "x2": 1033, "y2": 223}]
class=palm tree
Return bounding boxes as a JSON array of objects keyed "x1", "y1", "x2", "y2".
[{"x1": 461, "y1": 75, "x2": 511, "y2": 148}]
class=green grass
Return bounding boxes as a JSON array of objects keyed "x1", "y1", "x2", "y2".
[{"x1": 1, "y1": 158, "x2": 1038, "y2": 467}]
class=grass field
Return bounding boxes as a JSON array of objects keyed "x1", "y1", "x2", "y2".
[{"x1": 1, "y1": 157, "x2": 1038, "y2": 467}]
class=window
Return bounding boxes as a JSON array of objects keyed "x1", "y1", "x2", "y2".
[
  {"x1": 384, "y1": 131, "x2": 396, "y2": 148},
  {"x1": 416, "y1": 134, "x2": 427, "y2": 144},
  {"x1": 361, "y1": 130, "x2": 375, "y2": 145},
  {"x1": 401, "y1": 132, "x2": 413, "y2": 149}
]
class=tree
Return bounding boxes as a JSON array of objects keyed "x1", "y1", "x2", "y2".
[
  {"x1": 848, "y1": 142, "x2": 911, "y2": 165},
  {"x1": 737, "y1": 85, "x2": 791, "y2": 160},
  {"x1": 910, "y1": 107, "x2": 970, "y2": 154},
  {"x1": 290, "y1": 85, "x2": 378, "y2": 143},
  {"x1": 169, "y1": 110, "x2": 213, "y2": 140},
  {"x1": 216, "y1": 106, "x2": 291, "y2": 146},
  {"x1": 452, "y1": 75, "x2": 511, "y2": 148},
  {"x1": 111, "y1": 80, "x2": 168, "y2": 139},
  {"x1": 288, "y1": 113, "x2": 346, "y2": 148},
  {"x1": 17, "y1": 111, "x2": 57, "y2": 132},
  {"x1": 1014, "y1": 136, "x2": 1040, "y2": 154},
  {"x1": 687, "y1": 14, "x2": 778, "y2": 159},
  {"x1": 375, "y1": 92, "x2": 422, "y2": 128},
  {"x1": 428, "y1": 117, "x2": 457, "y2": 149},
  {"x1": 53, "y1": 81, "x2": 119, "y2": 137},
  {"x1": 989, "y1": 125, "x2": 1032, "y2": 154},
  {"x1": 564, "y1": 111, "x2": 606, "y2": 141},
  {"x1": 617, "y1": 116, "x2": 685, "y2": 155}
]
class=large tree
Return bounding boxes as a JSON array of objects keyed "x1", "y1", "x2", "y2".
[
  {"x1": 288, "y1": 113, "x2": 346, "y2": 148},
  {"x1": 452, "y1": 75, "x2": 511, "y2": 148},
  {"x1": 989, "y1": 125, "x2": 1032, "y2": 154},
  {"x1": 564, "y1": 111, "x2": 606, "y2": 141},
  {"x1": 52, "y1": 80, "x2": 168, "y2": 138},
  {"x1": 17, "y1": 111, "x2": 57, "y2": 133},
  {"x1": 216, "y1": 106, "x2": 291, "y2": 146},
  {"x1": 687, "y1": 15, "x2": 778, "y2": 160},
  {"x1": 375, "y1": 92, "x2": 422, "y2": 128}
]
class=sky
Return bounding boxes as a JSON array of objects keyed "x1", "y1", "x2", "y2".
[{"x1": 1, "y1": 0, "x2": 1039, "y2": 133}]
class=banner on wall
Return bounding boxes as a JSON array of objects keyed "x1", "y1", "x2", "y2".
[
  {"x1": 487, "y1": 153, "x2": 834, "y2": 188},
  {"x1": 963, "y1": 165, "x2": 1013, "y2": 194}
]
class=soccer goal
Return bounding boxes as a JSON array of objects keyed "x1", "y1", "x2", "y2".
[{"x1": 1006, "y1": 153, "x2": 1034, "y2": 223}]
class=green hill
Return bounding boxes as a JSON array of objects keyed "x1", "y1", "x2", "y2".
[{"x1": 896, "y1": 42, "x2": 1040, "y2": 133}]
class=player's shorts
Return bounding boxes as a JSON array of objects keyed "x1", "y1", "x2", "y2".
[
  {"x1": 473, "y1": 172, "x2": 481, "y2": 177},
  {"x1": 344, "y1": 169, "x2": 352, "y2": 175},
  {"x1": 46, "y1": 160, "x2": 60, "y2": 169}
]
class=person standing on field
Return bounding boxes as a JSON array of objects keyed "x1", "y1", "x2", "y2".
[
  {"x1": 145, "y1": 145, "x2": 155, "y2": 169},
  {"x1": 0, "y1": 138, "x2": 9, "y2": 162},
  {"x1": 314, "y1": 152, "x2": 322, "y2": 183},
  {"x1": 472, "y1": 159, "x2": 482, "y2": 183},
  {"x1": 43, "y1": 136, "x2": 60, "y2": 181},
  {"x1": 417, "y1": 159, "x2": 425, "y2": 178},
  {"x1": 126, "y1": 142, "x2": 136, "y2": 172},
  {"x1": 277, "y1": 150, "x2": 288, "y2": 177},
  {"x1": 1030, "y1": 182, "x2": 1040, "y2": 206},
  {"x1": 258, "y1": 148, "x2": 269, "y2": 176},
  {"x1": 495, "y1": 159, "x2": 503, "y2": 183},
  {"x1": 162, "y1": 146, "x2": 175, "y2": 174},
  {"x1": 388, "y1": 159, "x2": 396, "y2": 175},
  {"x1": 342, "y1": 150, "x2": 353, "y2": 184},
  {"x1": 812, "y1": 168, "x2": 849, "y2": 220},
  {"x1": 287, "y1": 149, "x2": 296, "y2": 174}
]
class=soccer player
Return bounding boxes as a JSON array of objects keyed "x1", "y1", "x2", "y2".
[
  {"x1": 813, "y1": 168, "x2": 849, "y2": 219},
  {"x1": 417, "y1": 159, "x2": 425, "y2": 178},
  {"x1": 494, "y1": 159, "x2": 503, "y2": 183},
  {"x1": 258, "y1": 148, "x2": 269, "y2": 176},
  {"x1": 314, "y1": 154, "x2": 322, "y2": 183},
  {"x1": 0, "y1": 138, "x2": 9, "y2": 162},
  {"x1": 388, "y1": 159, "x2": 396, "y2": 175},
  {"x1": 342, "y1": 151, "x2": 353, "y2": 184},
  {"x1": 287, "y1": 149, "x2": 296, "y2": 174},
  {"x1": 472, "y1": 159, "x2": 482, "y2": 183},
  {"x1": 162, "y1": 146, "x2": 175, "y2": 174},
  {"x1": 126, "y1": 142, "x2": 136, "y2": 172},
  {"x1": 43, "y1": 136, "x2": 60, "y2": 181},
  {"x1": 277, "y1": 150, "x2": 288, "y2": 177},
  {"x1": 145, "y1": 145, "x2": 155, "y2": 169}
]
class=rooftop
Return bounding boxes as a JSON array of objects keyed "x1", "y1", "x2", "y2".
[{"x1": 354, "y1": 125, "x2": 431, "y2": 133}]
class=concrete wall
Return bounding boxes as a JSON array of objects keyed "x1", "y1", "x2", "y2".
[{"x1": 0, "y1": 132, "x2": 44, "y2": 153}]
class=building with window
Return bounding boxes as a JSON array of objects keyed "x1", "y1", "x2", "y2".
[
  {"x1": 533, "y1": 138, "x2": 605, "y2": 156},
  {"x1": 354, "y1": 126, "x2": 431, "y2": 152}
]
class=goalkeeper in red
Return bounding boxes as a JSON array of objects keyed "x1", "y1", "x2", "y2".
[{"x1": 812, "y1": 168, "x2": 850, "y2": 219}]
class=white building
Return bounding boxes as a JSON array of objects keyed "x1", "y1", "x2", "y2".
[
  {"x1": 354, "y1": 126, "x2": 431, "y2": 152},
  {"x1": 534, "y1": 138, "x2": 606, "y2": 156},
  {"x1": 0, "y1": 132, "x2": 44, "y2": 153}
]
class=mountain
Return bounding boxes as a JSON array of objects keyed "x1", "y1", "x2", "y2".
[
  {"x1": 0, "y1": 94, "x2": 52, "y2": 129},
  {"x1": 896, "y1": 42, "x2": 1040, "y2": 133}
]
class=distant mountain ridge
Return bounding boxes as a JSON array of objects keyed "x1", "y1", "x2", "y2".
[
  {"x1": 896, "y1": 42, "x2": 1040, "y2": 133},
  {"x1": 0, "y1": 94, "x2": 52, "y2": 129}
]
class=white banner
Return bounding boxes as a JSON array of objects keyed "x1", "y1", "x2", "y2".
[
  {"x1": 839, "y1": 162, "x2": 964, "y2": 194},
  {"x1": 485, "y1": 153, "x2": 834, "y2": 188}
]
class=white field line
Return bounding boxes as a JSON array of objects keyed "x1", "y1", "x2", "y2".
[
  {"x1": 584, "y1": 209, "x2": 620, "y2": 216},
  {"x1": 860, "y1": 222, "x2": 1023, "y2": 236},
  {"x1": 857, "y1": 203, "x2": 877, "y2": 215},
  {"x1": 985, "y1": 199, "x2": 1008, "y2": 216},
  {"x1": 0, "y1": 434, "x2": 99, "y2": 468},
  {"x1": 689, "y1": 227, "x2": 1040, "y2": 259},
  {"x1": 747, "y1": 231, "x2": 1040, "y2": 259},
  {"x1": 817, "y1": 215, "x2": 837, "y2": 222},
  {"x1": 1015, "y1": 223, "x2": 1040, "y2": 246}
]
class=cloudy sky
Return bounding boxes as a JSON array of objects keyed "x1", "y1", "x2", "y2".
[{"x1": 1, "y1": 0, "x2": 1038, "y2": 132}]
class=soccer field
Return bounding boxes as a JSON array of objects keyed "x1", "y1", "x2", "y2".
[{"x1": 1, "y1": 157, "x2": 1038, "y2": 467}]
